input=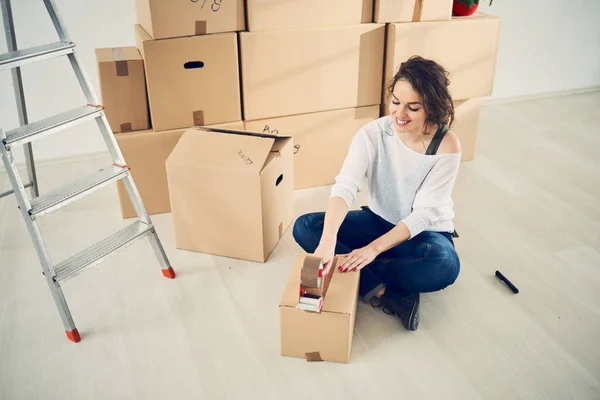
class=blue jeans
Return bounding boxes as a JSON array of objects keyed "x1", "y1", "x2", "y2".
[{"x1": 292, "y1": 206, "x2": 460, "y2": 300}]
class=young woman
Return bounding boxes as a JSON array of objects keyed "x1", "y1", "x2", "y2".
[{"x1": 292, "y1": 56, "x2": 462, "y2": 331}]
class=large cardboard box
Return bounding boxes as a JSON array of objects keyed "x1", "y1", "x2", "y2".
[
  {"x1": 95, "y1": 47, "x2": 149, "y2": 133},
  {"x1": 453, "y1": 98, "x2": 482, "y2": 162},
  {"x1": 166, "y1": 127, "x2": 294, "y2": 262},
  {"x1": 135, "y1": 0, "x2": 245, "y2": 39},
  {"x1": 116, "y1": 121, "x2": 244, "y2": 219},
  {"x1": 135, "y1": 24, "x2": 242, "y2": 132},
  {"x1": 240, "y1": 24, "x2": 385, "y2": 120},
  {"x1": 384, "y1": 13, "x2": 501, "y2": 102},
  {"x1": 246, "y1": 0, "x2": 373, "y2": 32},
  {"x1": 374, "y1": 0, "x2": 452, "y2": 23},
  {"x1": 245, "y1": 105, "x2": 380, "y2": 189},
  {"x1": 280, "y1": 254, "x2": 360, "y2": 364}
]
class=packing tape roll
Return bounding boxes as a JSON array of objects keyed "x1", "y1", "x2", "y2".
[{"x1": 301, "y1": 256, "x2": 322, "y2": 289}]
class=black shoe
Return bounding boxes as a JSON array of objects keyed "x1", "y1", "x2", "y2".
[{"x1": 380, "y1": 289, "x2": 420, "y2": 331}]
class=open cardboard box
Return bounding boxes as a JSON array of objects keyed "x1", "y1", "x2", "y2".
[
  {"x1": 280, "y1": 254, "x2": 360, "y2": 363},
  {"x1": 166, "y1": 126, "x2": 294, "y2": 263}
]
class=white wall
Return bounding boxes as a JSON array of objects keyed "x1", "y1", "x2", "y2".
[
  {"x1": 476, "y1": 0, "x2": 600, "y2": 99},
  {"x1": 1, "y1": 0, "x2": 599, "y2": 164}
]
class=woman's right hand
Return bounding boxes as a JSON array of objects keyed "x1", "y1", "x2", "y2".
[{"x1": 313, "y1": 240, "x2": 336, "y2": 275}]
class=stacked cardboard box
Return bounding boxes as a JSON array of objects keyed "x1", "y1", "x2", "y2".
[
  {"x1": 241, "y1": 1, "x2": 384, "y2": 189},
  {"x1": 96, "y1": 1, "x2": 246, "y2": 218},
  {"x1": 166, "y1": 125, "x2": 295, "y2": 263}
]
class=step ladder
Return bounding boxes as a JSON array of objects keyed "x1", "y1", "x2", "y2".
[{"x1": 0, "y1": 0, "x2": 176, "y2": 343}]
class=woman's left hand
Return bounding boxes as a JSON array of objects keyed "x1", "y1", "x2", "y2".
[{"x1": 338, "y1": 245, "x2": 380, "y2": 272}]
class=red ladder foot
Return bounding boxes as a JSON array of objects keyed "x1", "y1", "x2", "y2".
[
  {"x1": 66, "y1": 329, "x2": 81, "y2": 343},
  {"x1": 162, "y1": 267, "x2": 176, "y2": 279}
]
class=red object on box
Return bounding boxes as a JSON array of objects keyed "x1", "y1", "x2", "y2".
[{"x1": 452, "y1": 0, "x2": 479, "y2": 16}]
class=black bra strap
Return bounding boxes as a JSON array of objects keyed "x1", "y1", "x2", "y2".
[{"x1": 425, "y1": 124, "x2": 449, "y2": 155}]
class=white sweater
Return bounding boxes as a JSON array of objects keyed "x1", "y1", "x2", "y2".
[{"x1": 330, "y1": 116, "x2": 461, "y2": 239}]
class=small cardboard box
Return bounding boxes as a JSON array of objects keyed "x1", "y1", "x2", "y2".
[
  {"x1": 374, "y1": 0, "x2": 452, "y2": 23},
  {"x1": 115, "y1": 121, "x2": 244, "y2": 219},
  {"x1": 244, "y1": 105, "x2": 380, "y2": 189},
  {"x1": 280, "y1": 254, "x2": 360, "y2": 364},
  {"x1": 246, "y1": 0, "x2": 373, "y2": 32},
  {"x1": 135, "y1": 0, "x2": 245, "y2": 39},
  {"x1": 383, "y1": 13, "x2": 501, "y2": 102},
  {"x1": 166, "y1": 127, "x2": 294, "y2": 262},
  {"x1": 95, "y1": 47, "x2": 149, "y2": 133},
  {"x1": 135, "y1": 24, "x2": 242, "y2": 132},
  {"x1": 240, "y1": 24, "x2": 385, "y2": 120},
  {"x1": 453, "y1": 98, "x2": 483, "y2": 162}
]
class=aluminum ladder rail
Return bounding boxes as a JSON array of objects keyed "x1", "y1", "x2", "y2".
[{"x1": 0, "y1": 0, "x2": 176, "y2": 343}]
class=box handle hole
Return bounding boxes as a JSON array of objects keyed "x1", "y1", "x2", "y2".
[
  {"x1": 276, "y1": 174, "x2": 283, "y2": 187},
  {"x1": 184, "y1": 61, "x2": 205, "y2": 69}
]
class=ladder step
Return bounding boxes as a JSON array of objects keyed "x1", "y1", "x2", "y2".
[
  {"x1": 2, "y1": 105, "x2": 104, "y2": 147},
  {"x1": 0, "y1": 41, "x2": 76, "y2": 71},
  {"x1": 29, "y1": 165, "x2": 130, "y2": 217},
  {"x1": 53, "y1": 221, "x2": 154, "y2": 282}
]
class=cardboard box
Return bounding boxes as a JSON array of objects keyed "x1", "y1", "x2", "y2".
[
  {"x1": 246, "y1": 0, "x2": 373, "y2": 32},
  {"x1": 383, "y1": 13, "x2": 501, "y2": 102},
  {"x1": 95, "y1": 47, "x2": 149, "y2": 133},
  {"x1": 240, "y1": 24, "x2": 385, "y2": 120},
  {"x1": 135, "y1": 24, "x2": 242, "y2": 132},
  {"x1": 280, "y1": 254, "x2": 360, "y2": 364},
  {"x1": 453, "y1": 98, "x2": 482, "y2": 162},
  {"x1": 135, "y1": 0, "x2": 245, "y2": 39},
  {"x1": 374, "y1": 0, "x2": 452, "y2": 23},
  {"x1": 115, "y1": 121, "x2": 244, "y2": 219},
  {"x1": 245, "y1": 105, "x2": 380, "y2": 189},
  {"x1": 166, "y1": 127, "x2": 294, "y2": 262}
]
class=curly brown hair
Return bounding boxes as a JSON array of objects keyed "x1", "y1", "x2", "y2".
[{"x1": 388, "y1": 55, "x2": 455, "y2": 131}]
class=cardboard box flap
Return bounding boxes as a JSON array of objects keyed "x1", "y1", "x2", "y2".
[
  {"x1": 134, "y1": 24, "x2": 152, "y2": 59},
  {"x1": 96, "y1": 47, "x2": 142, "y2": 63},
  {"x1": 194, "y1": 126, "x2": 292, "y2": 171},
  {"x1": 168, "y1": 128, "x2": 275, "y2": 173},
  {"x1": 194, "y1": 126, "x2": 283, "y2": 140},
  {"x1": 281, "y1": 255, "x2": 357, "y2": 315},
  {"x1": 262, "y1": 136, "x2": 292, "y2": 170}
]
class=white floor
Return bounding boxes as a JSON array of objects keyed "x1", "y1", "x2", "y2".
[{"x1": 1, "y1": 91, "x2": 600, "y2": 400}]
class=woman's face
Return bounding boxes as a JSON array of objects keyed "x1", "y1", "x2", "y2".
[{"x1": 388, "y1": 79, "x2": 427, "y2": 135}]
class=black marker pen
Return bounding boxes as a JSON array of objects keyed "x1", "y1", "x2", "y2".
[{"x1": 495, "y1": 270, "x2": 519, "y2": 294}]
